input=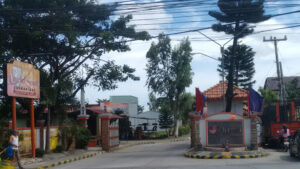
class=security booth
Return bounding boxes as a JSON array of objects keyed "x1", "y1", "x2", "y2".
[{"x1": 190, "y1": 82, "x2": 262, "y2": 150}]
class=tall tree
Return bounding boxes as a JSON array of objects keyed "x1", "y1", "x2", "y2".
[
  {"x1": 259, "y1": 87, "x2": 278, "y2": 106},
  {"x1": 286, "y1": 78, "x2": 300, "y2": 101},
  {"x1": 146, "y1": 34, "x2": 193, "y2": 137},
  {"x1": 0, "y1": 1, "x2": 149, "y2": 118},
  {"x1": 218, "y1": 44, "x2": 255, "y2": 89},
  {"x1": 209, "y1": 0, "x2": 270, "y2": 111},
  {"x1": 159, "y1": 104, "x2": 173, "y2": 134},
  {"x1": 179, "y1": 93, "x2": 195, "y2": 125}
]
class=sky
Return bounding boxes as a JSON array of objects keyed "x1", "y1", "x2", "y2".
[{"x1": 79, "y1": 0, "x2": 300, "y2": 110}]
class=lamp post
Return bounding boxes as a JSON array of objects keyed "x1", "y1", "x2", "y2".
[{"x1": 197, "y1": 26, "x2": 255, "y2": 110}]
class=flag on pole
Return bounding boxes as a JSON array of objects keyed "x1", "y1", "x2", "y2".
[
  {"x1": 196, "y1": 88, "x2": 206, "y2": 114},
  {"x1": 248, "y1": 88, "x2": 264, "y2": 113}
]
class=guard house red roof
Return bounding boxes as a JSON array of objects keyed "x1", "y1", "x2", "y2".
[{"x1": 203, "y1": 82, "x2": 248, "y2": 101}]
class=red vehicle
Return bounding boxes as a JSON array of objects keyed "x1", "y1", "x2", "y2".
[{"x1": 262, "y1": 102, "x2": 300, "y2": 148}]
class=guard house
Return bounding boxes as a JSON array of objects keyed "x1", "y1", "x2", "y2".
[{"x1": 190, "y1": 82, "x2": 260, "y2": 149}]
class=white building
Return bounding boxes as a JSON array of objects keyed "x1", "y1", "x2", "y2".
[{"x1": 136, "y1": 111, "x2": 161, "y2": 131}]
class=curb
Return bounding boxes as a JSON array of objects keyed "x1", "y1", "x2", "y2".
[
  {"x1": 32, "y1": 152, "x2": 99, "y2": 169},
  {"x1": 184, "y1": 152, "x2": 268, "y2": 159}
]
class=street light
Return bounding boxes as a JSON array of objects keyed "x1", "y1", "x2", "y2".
[{"x1": 197, "y1": 26, "x2": 255, "y2": 109}]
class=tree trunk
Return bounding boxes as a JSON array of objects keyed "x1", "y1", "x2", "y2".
[
  {"x1": 45, "y1": 106, "x2": 50, "y2": 153},
  {"x1": 173, "y1": 96, "x2": 180, "y2": 137},
  {"x1": 225, "y1": 21, "x2": 240, "y2": 112}
]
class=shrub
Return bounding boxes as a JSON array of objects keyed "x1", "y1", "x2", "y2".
[
  {"x1": 59, "y1": 119, "x2": 78, "y2": 150},
  {"x1": 142, "y1": 131, "x2": 169, "y2": 139},
  {"x1": 35, "y1": 148, "x2": 45, "y2": 157},
  {"x1": 75, "y1": 127, "x2": 91, "y2": 149},
  {"x1": 179, "y1": 125, "x2": 190, "y2": 136},
  {"x1": 54, "y1": 145, "x2": 64, "y2": 153}
]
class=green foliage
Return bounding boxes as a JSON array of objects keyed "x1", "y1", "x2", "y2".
[
  {"x1": 18, "y1": 133, "x2": 24, "y2": 141},
  {"x1": 179, "y1": 93, "x2": 195, "y2": 125},
  {"x1": 75, "y1": 127, "x2": 91, "y2": 149},
  {"x1": 54, "y1": 145, "x2": 64, "y2": 153},
  {"x1": 0, "y1": 120, "x2": 11, "y2": 151},
  {"x1": 209, "y1": 0, "x2": 270, "y2": 112},
  {"x1": 286, "y1": 78, "x2": 300, "y2": 101},
  {"x1": 146, "y1": 34, "x2": 193, "y2": 136},
  {"x1": 178, "y1": 125, "x2": 190, "y2": 136},
  {"x1": 159, "y1": 102, "x2": 173, "y2": 129},
  {"x1": 142, "y1": 131, "x2": 169, "y2": 139},
  {"x1": 114, "y1": 109, "x2": 132, "y2": 140},
  {"x1": 0, "y1": 0, "x2": 149, "y2": 126},
  {"x1": 35, "y1": 148, "x2": 45, "y2": 157},
  {"x1": 218, "y1": 44, "x2": 256, "y2": 89},
  {"x1": 59, "y1": 119, "x2": 78, "y2": 150},
  {"x1": 259, "y1": 87, "x2": 278, "y2": 106}
]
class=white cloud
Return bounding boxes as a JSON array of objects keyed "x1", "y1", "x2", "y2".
[{"x1": 82, "y1": 1, "x2": 300, "y2": 111}]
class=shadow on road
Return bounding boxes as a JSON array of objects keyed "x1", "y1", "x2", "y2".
[{"x1": 279, "y1": 154, "x2": 300, "y2": 162}]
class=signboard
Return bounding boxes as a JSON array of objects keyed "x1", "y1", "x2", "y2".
[
  {"x1": 7, "y1": 60, "x2": 40, "y2": 98},
  {"x1": 207, "y1": 120, "x2": 244, "y2": 146},
  {"x1": 100, "y1": 102, "x2": 129, "y2": 115}
]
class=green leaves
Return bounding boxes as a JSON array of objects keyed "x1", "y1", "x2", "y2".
[
  {"x1": 92, "y1": 61, "x2": 140, "y2": 91},
  {"x1": 286, "y1": 78, "x2": 300, "y2": 101},
  {"x1": 209, "y1": 0, "x2": 270, "y2": 111},
  {"x1": 0, "y1": 0, "x2": 150, "y2": 114},
  {"x1": 259, "y1": 87, "x2": 278, "y2": 106},
  {"x1": 146, "y1": 33, "x2": 193, "y2": 135},
  {"x1": 218, "y1": 44, "x2": 256, "y2": 89}
]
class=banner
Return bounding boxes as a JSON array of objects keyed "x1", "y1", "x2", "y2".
[
  {"x1": 7, "y1": 60, "x2": 40, "y2": 98},
  {"x1": 100, "y1": 102, "x2": 129, "y2": 115}
]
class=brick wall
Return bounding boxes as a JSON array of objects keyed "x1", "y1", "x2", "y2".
[{"x1": 101, "y1": 118, "x2": 110, "y2": 151}]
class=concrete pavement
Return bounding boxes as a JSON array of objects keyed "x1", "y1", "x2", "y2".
[{"x1": 51, "y1": 140, "x2": 300, "y2": 169}]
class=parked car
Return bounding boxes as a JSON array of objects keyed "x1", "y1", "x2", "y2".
[{"x1": 289, "y1": 129, "x2": 300, "y2": 158}]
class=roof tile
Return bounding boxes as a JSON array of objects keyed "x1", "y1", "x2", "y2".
[{"x1": 203, "y1": 82, "x2": 248, "y2": 101}]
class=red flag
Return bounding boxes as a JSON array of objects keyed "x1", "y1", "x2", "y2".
[{"x1": 196, "y1": 88, "x2": 204, "y2": 113}]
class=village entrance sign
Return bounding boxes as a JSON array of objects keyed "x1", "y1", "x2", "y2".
[{"x1": 6, "y1": 60, "x2": 40, "y2": 157}]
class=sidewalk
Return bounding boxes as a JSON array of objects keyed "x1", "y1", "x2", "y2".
[{"x1": 23, "y1": 148, "x2": 101, "y2": 169}]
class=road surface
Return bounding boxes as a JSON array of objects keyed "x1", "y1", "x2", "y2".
[{"x1": 54, "y1": 140, "x2": 300, "y2": 169}]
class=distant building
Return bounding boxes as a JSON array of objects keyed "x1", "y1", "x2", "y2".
[
  {"x1": 264, "y1": 76, "x2": 300, "y2": 97},
  {"x1": 203, "y1": 81, "x2": 248, "y2": 114},
  {"x1": 136, "y1": 111, "x2": 161, "y2": 131},
  {"x1": 110, "y1": 95, "x2": 138, "y2": 128}
]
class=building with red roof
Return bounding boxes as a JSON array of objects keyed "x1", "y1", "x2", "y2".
[{"x1": 203, "y1": 81, "x2": 248, "y2": 114}]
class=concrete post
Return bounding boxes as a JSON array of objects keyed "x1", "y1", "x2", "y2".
[
  {"x1": 250, "y1": 116, "x2": 258, "y2": 150},
  {"x1": 100, "y1": 113, "x2": 112, "y2": 151},
  {"x1": 189, "y1": 113, "x2": 202, "y2": 150},
  {"x1": 77, "y1": 115, "x2": 89, "y2": 128},
  {"x1": 37, "y1": 120, "x2": 45, "y2": 150}
]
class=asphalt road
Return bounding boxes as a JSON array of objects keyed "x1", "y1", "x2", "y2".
[{"x1": 54, "y1": 141, "x2": 300, "y2": 169}]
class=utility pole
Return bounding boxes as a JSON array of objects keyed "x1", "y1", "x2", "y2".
[{"x1": 263, "y1": 36, "x2": 287, "y2": 105}]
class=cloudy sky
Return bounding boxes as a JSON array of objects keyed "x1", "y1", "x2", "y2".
[{"x1": 80, "y1": 0, "x2": 300, "y2": 110}]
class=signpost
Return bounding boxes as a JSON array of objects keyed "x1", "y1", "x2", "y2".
[
  {"x1": 7, "y1": 60, "x2": 40, "y2": 157},
  {"x1": 207, "y1": 120, "x2": 244, "y2": 146}
]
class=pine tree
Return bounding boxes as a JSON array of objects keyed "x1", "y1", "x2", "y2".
[
  {"x1": 218, "y1": 44, "x2": 255, "y2": 89},
  {"x1": 209, "y1": 0, "x2": 270, "y2": 112},
  {"x1": 159, "y1": 105, "x2": 173, "y2": 130}
]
